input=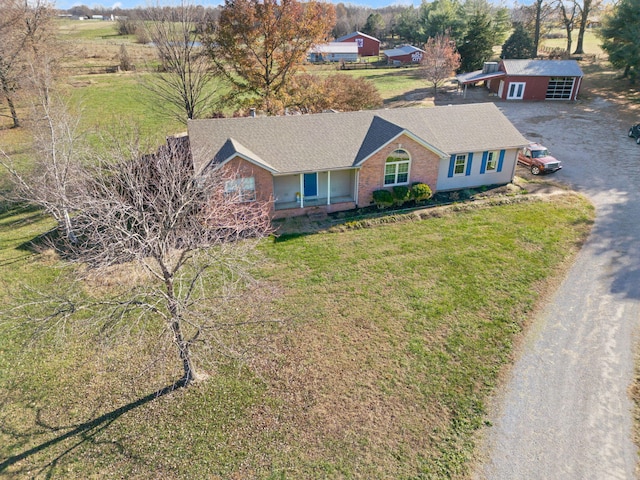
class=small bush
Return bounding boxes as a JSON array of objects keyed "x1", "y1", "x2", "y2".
[
  {"x1": 116, "y1": 18, "x2": 139, "y2": 36},
  {"x1": 135, "y1": 28, "x2": 150, "y2": 45},
  {"x1": 118, "y1": 44, "x2": 132, "y2": 71},
  {"x1": 392, "y1": 186, "x2": 410, "y2": 205},
  {"x1": 411, "y1": 183, "x2": 433, "y2": 202},
  {"x1": 372, "y1": 189, "x2": 393, "y2": 208},
  {"x1": 460, "y1": 189, "x2": 474, "y2": 199}
]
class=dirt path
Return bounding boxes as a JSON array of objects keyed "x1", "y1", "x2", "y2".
[{"x1": 472, "y1": 93, "x2": 640, "y2": 479}]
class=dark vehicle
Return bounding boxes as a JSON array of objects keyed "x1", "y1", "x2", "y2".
[
  {"x1": 628, "y1": 124, "x2": 640, "y2": 144},
  {"x1": 517, "y1": 143, "x2": 562, "y2": 175}
]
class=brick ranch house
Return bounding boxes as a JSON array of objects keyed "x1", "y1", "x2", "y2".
[
  {"x1": 456, "y1": 59, "x2": 584, "y2": 101},
  {"x1": 187, "y1": 103, "x2": 529, "y2": 219}
]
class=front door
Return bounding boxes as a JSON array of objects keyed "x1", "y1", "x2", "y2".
[
  {"x1": 304, "y1": 173, "x2": 317, "y2": 197},
  {"x1": 507, "y1": 82, "x2": 525, "y2": 99}
]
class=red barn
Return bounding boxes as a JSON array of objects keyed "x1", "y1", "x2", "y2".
[
  {"x1": 456, "y1": 59, "x2": 584, "y2": 101},
  {"x1": 383, "y1": 45, "x2": 425, "y2": 65},
  {"x1": 335, "y1": 31, "x2": 380, "y2": 57}
]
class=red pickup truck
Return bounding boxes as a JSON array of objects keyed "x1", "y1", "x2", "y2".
[{"x1": 517, "y1": 143, "x2": 562, "y2": 175}]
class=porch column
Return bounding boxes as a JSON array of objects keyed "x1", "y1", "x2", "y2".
[
  {"x1": 327, "y1": 171, "x2": 331, "y2": 205},
  {"x1": 354, "y1": 170, "x2": 359, "y2": 206},
  {"x1": 299, "y1": 174, "x2": 304, "y2": 208}
]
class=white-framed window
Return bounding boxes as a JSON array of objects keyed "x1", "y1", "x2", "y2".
[
  {"x1": 507, "y1": 82, "x2": 525, "y2": 99},
  {"x1": 486, "y1": 151, "x2": 498, "y2": 171},
  {"x1": 453, "y1": 154, "x2": 467, "y2": 175},
  {"x1": 384, "y1": 149, "x2": 410, "y2": 185},
  {"x1": 225, "y1": 177, "x2": 256, "y2": 202}
]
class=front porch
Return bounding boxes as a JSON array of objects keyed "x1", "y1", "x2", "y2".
[
  {"x1": 273, "y1": 169, "x2": 358, "y2": 216},
  {"x1": 273, "y1": 196, "x2": 357, "y2": 219}
]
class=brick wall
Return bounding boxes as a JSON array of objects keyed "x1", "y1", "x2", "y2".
[
  {"x1": 223, "y1": 157, "x2": 275, "y2": 215},
  {"x1": 357, "y1": 134, "x2": 440, "y2": 207}
]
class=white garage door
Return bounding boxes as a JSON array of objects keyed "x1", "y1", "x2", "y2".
[{"x1": 546, "y1": 77, "x2": 575, "y2": 99}]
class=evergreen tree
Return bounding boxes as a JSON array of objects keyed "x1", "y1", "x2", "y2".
[
  {"x1": 492, "y1": 7, "x2": 512, "y2": 45},
  {"x1": 457, "y1": 8, "x2": 494, "y2": 72},
  {"x1": 501, "y1": 23, "x2": 536, "y2": 59},
  {"x1": 362, "y1": 12, "x2": 385, "y2": 38},
  {"x1": 395, "y1": 7, "x2": 424, "y2": 45},
  {"x1": 422, "y1": 0, "x2": 466, "y2": 45},
  {"x1": 598, "y1": 0, "x2": 640, "y2": 83}
]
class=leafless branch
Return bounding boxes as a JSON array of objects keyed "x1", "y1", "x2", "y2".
[{"x1": 140, "y1": 1, "x2": 217, "y2": 123}]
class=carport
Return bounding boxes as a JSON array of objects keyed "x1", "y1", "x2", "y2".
[{"x1": 455, "y1": 69, "x2": 506, "y2": 98}]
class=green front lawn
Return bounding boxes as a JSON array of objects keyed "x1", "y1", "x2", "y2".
[{"x1": 0, "y1": 193, "x2": 594, "y2": 479}]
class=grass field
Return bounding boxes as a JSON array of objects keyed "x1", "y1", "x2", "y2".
[
  {"x1": 0, "y1": 18, "x2": 603, "y2": 479},
  {"x1": 539, "y1": 28, "x2": 605, "y2": 57},
  {"x1": 0, "y1": 194, "x2": 594, "y2": 478}
]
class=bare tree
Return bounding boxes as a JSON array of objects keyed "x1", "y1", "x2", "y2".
[
  {"x1": 557, "y1": 0, "x2": 578, "y2": 53},
  {"x1": 573, "y1": 0, "x2": 599, "y2": 54},
  {"x1": 63, "y1": 135, "x2": 274, "y2": 384},
  {"x1": 0, "y1": 0, "x2": 56, "y2": 128},
  {"x1": 420, "y1": 34, "x2": 461, "y2": 97},
  {"x1": 141, "y1": 1, "x2": 217, "y2": 124},
  {"x1": 0, "y1": 60, "x2": 86, "y2": 243},
  {"x1": 532, "y1": 0, "x2": 545, "y2": 54},
  {"x1": 512, "y1": 0, "x2": 556, "y2": 56}
]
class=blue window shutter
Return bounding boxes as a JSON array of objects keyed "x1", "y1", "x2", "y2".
[
  {"x1": 465, "y1": 152, "x2": 473, "y2": 176},
  {"x1": 480, "y1": 151, "x2": 488, "y2": 174},
  {"x1": 497, "y1": 150, "x2": 505, "y2": 172},
  {"x1": 448, "y1": 155, "x2": 455, "y2": 178}
]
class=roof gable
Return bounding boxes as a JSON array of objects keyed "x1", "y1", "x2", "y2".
[
  {"x1": 354, "y1": 116, "x2": 447, "y2": 164},
  {"x1": 335, "y1": 31, "x2": 380, "y2": 43},
  {"x1": 354, "y1": 116, "x2": 405, "y2": 164},
  {"x1": 206, "y1": 138, "x2": 277, "y2": 173}
]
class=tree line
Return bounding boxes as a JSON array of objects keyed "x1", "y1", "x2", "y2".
[{"x1": 4, "y1": 0, "x2": 629, "y2": 129}]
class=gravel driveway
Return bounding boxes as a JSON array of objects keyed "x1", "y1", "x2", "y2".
[{"x1": 470, "y1": 97, "x2": 640, "y2": 479}]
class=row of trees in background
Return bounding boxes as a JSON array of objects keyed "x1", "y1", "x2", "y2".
[
  {"x1": 0, "y1": 0, "x2": 62, "y2": 129},
  {"x1": 4, "y1": 0, "x2": 636, "y2": 129}
]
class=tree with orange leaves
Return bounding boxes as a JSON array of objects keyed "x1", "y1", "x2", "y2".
[
  {"x1": 204, "y1": 0, "x2": 336, "y2": 114},
  {"x1": 420, "y1": 34, "x2": 461, "y2": 98}
]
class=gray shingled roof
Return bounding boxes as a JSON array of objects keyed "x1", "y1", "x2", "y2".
[
  {"x1": 383, "y1": 45, "x2": 425, "y2": 57},
  {"x1": 188, "y1": 103, "x2": 529, "y2": 175},
  {"x1": 502, "y1": 59, "x2": 584, "y2": 77}
]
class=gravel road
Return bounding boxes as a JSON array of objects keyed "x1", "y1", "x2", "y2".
[{"x1": 472, "y1": 97, "x2": 640, "y2": 479}]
